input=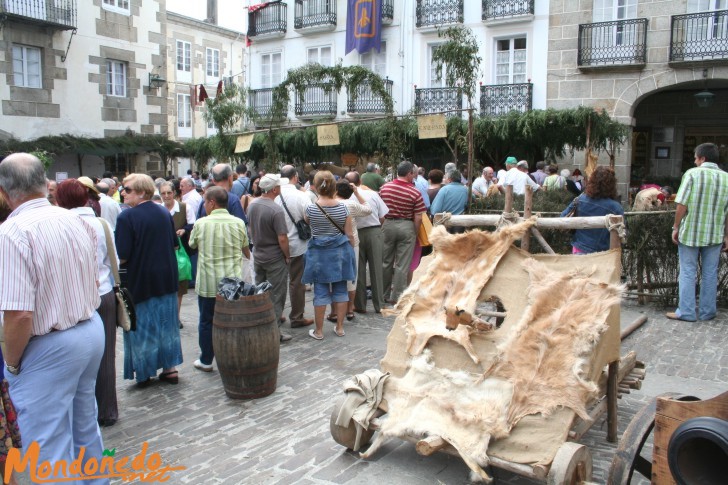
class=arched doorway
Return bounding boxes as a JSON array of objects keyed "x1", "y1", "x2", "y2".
[{"x1": 630, "y1": 77, "x2": 728, "y2": 188}]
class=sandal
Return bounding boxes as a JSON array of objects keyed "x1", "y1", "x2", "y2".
[
  {"x1": 308, "y1": 328, "x2": 324, "y2": 340},
  {"x1": 346, "y1": 312, "x2": 355, "y2": 321},
  {"x1": 334, "y1": 328, "x2": 345, "y2": 337},
  {"x1": 159, "y1": 370, "x2": 179, "y2": 385},
  {"x1": 326, "y1": 314, "x2": 338, "y2": 323}
]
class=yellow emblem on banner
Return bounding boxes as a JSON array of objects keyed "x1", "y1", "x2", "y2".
[
  {"x1": 234, "y1": 134, "x2": 254, "y2": 153},
  {"x1": 417, "y1": 114, "x2": 447, "y2": 139},
  {"x1": 317, "y1": 124, "x2": 340, "y2": 146}
]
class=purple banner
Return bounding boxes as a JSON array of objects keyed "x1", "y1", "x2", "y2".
[{"x1": 345, "y1": 0, "x2": 382, "y2": 55}]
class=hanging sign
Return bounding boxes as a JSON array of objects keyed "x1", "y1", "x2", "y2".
[
  {"x1": 417, "y1": 114, "x2": 447, "y2": 139},
  {"x1": 234, "y1": 134, "x2": 254, "y2": 153},
  {"x1": 317, "y1": 124, "x2": 340, "y2": 146}
]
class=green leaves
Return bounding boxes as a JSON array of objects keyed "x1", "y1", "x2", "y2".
[{"x1": 432, "y1": 26, "x2": 483, "y2": 108}]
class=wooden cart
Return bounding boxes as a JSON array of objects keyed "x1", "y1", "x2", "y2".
[
  {"x1": 607, "y1": 391, "x2": 728, "y2": 484},
  {"x1": 331, "y1": 187, "x2": 645, "y2": 483}
]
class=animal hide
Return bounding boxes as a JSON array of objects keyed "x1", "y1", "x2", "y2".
[
  {"x1": 389, "y1": 218, "x2": 536, "y2": 363},
  {"x1": 365, "y1": 256, "x2": 622, "y2": 480}
]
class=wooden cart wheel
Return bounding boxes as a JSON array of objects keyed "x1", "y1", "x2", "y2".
[
  {"x1": 329, "y1": 397, "x2": 375, "y2": 451},
  {"x1": 547, "y1": 442, "x2": 593, "y2": 485},
  {"x1": 607, "y1": 393, "x2": 698, "y2": 485}
]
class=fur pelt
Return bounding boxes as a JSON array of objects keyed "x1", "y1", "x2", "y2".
[
  {"x1": 388, "y1": 218, "x2": 536, "y2": 363},
  {"x1": 365, "y1": 257, "x2": 622, "y2": 480}
]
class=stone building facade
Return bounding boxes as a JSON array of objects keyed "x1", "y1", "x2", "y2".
[
  {"x1": 0, "y1": 0, "x2": 169, "y2": 176},
  {"x1": 548, "y1": 0, "x2": 728, "y2": 191}
]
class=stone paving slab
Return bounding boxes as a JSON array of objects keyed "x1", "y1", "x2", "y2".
[{"x1": 17, "y1": 288, "x2": 726, "y2": 485}]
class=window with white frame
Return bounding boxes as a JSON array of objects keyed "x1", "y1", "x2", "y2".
[
  {"x1": 106, "y1": 60, "x2": 127, "y2": 97},
  {"x1": 687, "y1": 0, "x2": 726, "y2": 11},
  {"x1": 593, "y1": 0, "x2": 637, "y2": 22},
  {"x1": 429, "y1": 45, "x2": 448, "y2": 87},
  {"x1": 102, "y1": 0, "x2": 130, "y2": 14},
  {"x1": 360, "y1": 42, "x2": 386, "y2": 77},
  {"x1": 176, "y1": 40, "x2": 192, "y2": 83},
  {"x1": 177, "y1": 93, "x2": 192, "y2": 138},
  {"x1": 261, "y1": 52, "x2": 282, "y2": 88},
  {"x1": 206, "y1": 48, "x2": 220, "y2": 81},
  {"x1": 495, "y1": 37, "x2": 527, "y2": 85},
  {"x1": 307, "y1": 46, "x2": 332, "y2": 66},
  {"x1": 12, "y1": 45, "x2": 42, "y2": 88}
]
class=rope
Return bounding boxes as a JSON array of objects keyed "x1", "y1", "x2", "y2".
[
  {"x1": 496, "y1": 210, "x2": 520, "y2": 231},
  {"x1": 606, "y1": 216, "x2": 627, "y2": 242},
  {"x1": 434, "y1": 212, "x2": 451, "y2": 227}
]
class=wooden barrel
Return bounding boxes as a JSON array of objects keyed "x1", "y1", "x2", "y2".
[{"x1": 212, "y1": 293, "x2": 280, "y2": 399}]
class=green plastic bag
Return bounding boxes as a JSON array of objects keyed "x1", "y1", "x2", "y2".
[{"x1": 176, "y1": 238, "x2": 192, "y2": 282}]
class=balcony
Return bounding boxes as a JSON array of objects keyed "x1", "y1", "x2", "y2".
[
  {"x1": 347, "y1": 79, "x2": 393, "y2": 115},
  {"x1": 248, "y1": 88, "x2": 286, "y2": 122},
  {"x1": 382, "y1": 0, "x2": 394, "y2": 25},
  {"x1": 480, "y1": 83, "x2": 532, "y2": 116},
  {"x1": 670, "y1": 10, "x2": 728, "y2": 63},
  {"x1": 482, "y1": 0, "x2": 534, "y2": 23},
  {"x1": 578, "y1": 18, "x2": 648, "y2": 68},
  {"x1": 0, "y1": 0, "x2": 77, "y2": 30},
  {"x1": 295, "y1": 83, "x2": 337, "y2": 119},
  {"x1": 416, "y1": 0, "x2": 463, "y2": 30},
  {"x1": 294, "y1": 0, "x2": 336, "y2": 33},
  {"x1": 414, "y1": 87, "x2": 462, "y2": 116},
  {"x1": 247, "y1": 2, "x2": 287, "y2": 40}
]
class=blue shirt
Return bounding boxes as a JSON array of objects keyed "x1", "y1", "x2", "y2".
[
  {"x1": 414, "y1": 175, "x2": 431, "y2": 209},
  {"x1": 561, "y1": 194, "x2": 624, "y2": 253},
  {"x1": 231, "y1": 177, "x2": 250, "y2": 198},
  {"x1": 430, "y1": 182, "x2": 469, "y2": 216},
  {"x1": 196, "y1": 190, "x2": 248, "y2": 225}
]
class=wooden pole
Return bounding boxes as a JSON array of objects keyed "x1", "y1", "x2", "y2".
[
  {"x1": 441, "y1": 214, "x2": 622, "y2": 230},
  {"x1": 531, "y1": 227, "x2": 556, "y2": 254},
  {"x1": 504, "y1": 185, "x2": 514, "y2": 214},
  {"x1": 620, "y1": 315, "x2": 648, "y2": 340},
  {"x1": 522, "y1": 185, "x2": 533, "y2": 252}
]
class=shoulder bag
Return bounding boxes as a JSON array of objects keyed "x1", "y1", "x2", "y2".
[
  {"x1": 281, "y1": 194, "x2": 311, "y2": 240},
  {"x1": 99, "y1": 218, "x2": 137, "y2": 332}
]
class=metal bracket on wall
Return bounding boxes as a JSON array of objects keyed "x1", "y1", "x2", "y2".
[{"x1": 60, "y1": 29, "x2": 77, "y2": 62}]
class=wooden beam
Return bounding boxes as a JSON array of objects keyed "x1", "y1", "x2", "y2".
[
  {"x1": 440, "y1": 214, "x2": 622, "y2": 230},
  {"x1": 522, "y1": 186, "x2": 533, "y2": 252}
]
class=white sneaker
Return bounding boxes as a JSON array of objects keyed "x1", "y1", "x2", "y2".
[{"x1": 193, "y1": 359, "x2": 213, "y2": 372}]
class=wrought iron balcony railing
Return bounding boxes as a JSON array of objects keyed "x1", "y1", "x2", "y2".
[
  {"x1": 295, "y1": 83, "x2": 337, "y2": 118},
  {"x1": 416, "y1": 0, "x2": 464, "y2": 29},
  {"x1": 294, "y1": 0, "x2": 336, "y2": 31},
  {"x1": 382, "y1": 0, "x2": 394, "y2": 22},
  {"x1": 248, "y1": 88, "x2": 285, "y2": 121},
  {"x1": 347, "y1": 79, "x2": 393, "y2": 115},
  {"x1": 482, "y1": 0, "x2": 534, "y2": 21},
  {"x1": 248, "y1": 2, "x2": 287, "y2": 38},
  {"x1": 0, "y1": 0, "x2": 77, "y2": 29},
  {"x1": 578, "y1": 18, "x2": 648, "y2": 67},
  {"x1": 480, "y1": 83, "x2": 532, "y2": 116},
  {"x1": 670, "y1": 10, "x2": 728, "y2": 62},
  {"x1": 414, "y1": 87, "x2": 462, "y2": 116}
]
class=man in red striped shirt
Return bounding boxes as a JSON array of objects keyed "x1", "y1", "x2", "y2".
[{"x1": 379, "y1": 161, "x2": 426, "y2": 303}]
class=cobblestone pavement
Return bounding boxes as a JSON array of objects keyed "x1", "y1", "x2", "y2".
[{"x1": 21, "y1": 288, "x2": 725, "y2": 484}]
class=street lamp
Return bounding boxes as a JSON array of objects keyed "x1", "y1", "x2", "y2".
[{"x1": 694, "y1": 69, "x2": 714, "y2": 108}]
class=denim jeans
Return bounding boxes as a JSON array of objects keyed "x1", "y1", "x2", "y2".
[
  {"x1": 198, "y1": 296, "x2": 216, "y2": 365},
  {"x1": 677, "y1": 243, "x2": 722, "y2": 321}
]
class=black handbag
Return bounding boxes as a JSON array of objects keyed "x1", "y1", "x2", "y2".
[
  {"x1": 99, "y1": 217, "x2": 137, "y2": 332},
  {"x1": 280, "y1": 195, "x2": 312, "y2": 240}
]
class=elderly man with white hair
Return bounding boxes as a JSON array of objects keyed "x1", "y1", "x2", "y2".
[
  {"x1": 180, "y1": 176, "x2": 203, "y2": 215},
  {"x1": 97, "y1": 178, "x2": 121, "y2": 229},
  {"x1": 0, "y1": 153, "x2": 108, "y2": 483},
  {"x1": 472, "y1": 167, "x2": 496, "y2": 198}
]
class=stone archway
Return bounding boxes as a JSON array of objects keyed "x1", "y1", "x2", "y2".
[{"x1": 612, "y1": 66, "x2": 728, "y2": 187}]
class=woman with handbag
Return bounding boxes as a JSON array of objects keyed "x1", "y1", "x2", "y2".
[
  {"x1": 160, "y1": 181, "x2": 194, "y2": 327},
  {"x1": 303, "y1": 171, "x2": 356, "y2": 340},
  {"x1": 55, "y1": 179, "x2": 119, "y2": 426},
  {"x1": 115, "y1": 174, "x2": 183, "y2": 386}
]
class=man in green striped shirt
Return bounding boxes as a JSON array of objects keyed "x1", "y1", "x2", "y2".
[
  {"x1": 189, "y1": 186, "x2": 250, "y2": 372},
  {"x1": 667, "y1": 143, "x2": 728, "y2": 322}
]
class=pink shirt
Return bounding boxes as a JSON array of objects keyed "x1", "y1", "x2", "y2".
[{"x1": 0, "y1": 198, "x2": 100, "y2": 336}]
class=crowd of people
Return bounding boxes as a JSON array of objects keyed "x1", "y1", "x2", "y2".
[{"x1": 0, "y1": 145, "x2": 724, "y2": 483}]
